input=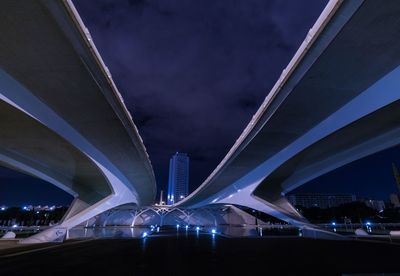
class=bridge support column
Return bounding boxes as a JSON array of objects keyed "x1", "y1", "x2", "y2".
[
  {"x1": 20, "y1": 159, "x2": 139, "y2": 244},
  {"x1": 20, "y1": 192, "x2": 136, "y2": 243},
  {"x1": 215, "y1": 184, "x2": 344, "y2": 240}
]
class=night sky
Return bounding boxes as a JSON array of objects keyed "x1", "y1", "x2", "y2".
[{"x1": 1, "y1": 0, "x2": 399, "y2": 206}]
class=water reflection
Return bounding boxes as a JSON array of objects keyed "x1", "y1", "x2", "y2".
[
  {"x1": 201, "y1": 225, "x2": 299, "y2": 237},
  {"x1": 141, "y1": 236, "x2": 147, "y2": 252},
  {"x1": 68, "y1": 225, "x2": 301, "y2": 240},
  {"x1": 68, "y1": 227, "x2": 150, "y2": 239},
  {"x1": 211, "y1": 232, "x2": 216, "y2": 252}
]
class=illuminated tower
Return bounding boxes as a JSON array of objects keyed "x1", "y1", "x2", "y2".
[{"x1": 167, "y1": 152, "x2": 189, "y2": 205}]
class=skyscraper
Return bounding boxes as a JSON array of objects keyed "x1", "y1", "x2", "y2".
[{"x1": 167, "y1": 152, "x2": 189, "y2": 205}]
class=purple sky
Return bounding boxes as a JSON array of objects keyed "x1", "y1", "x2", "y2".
[{"x1": 73, "y1": 0, "x2": 329, "y2": 195}]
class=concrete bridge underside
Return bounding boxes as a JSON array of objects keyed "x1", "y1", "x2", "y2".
[
  {"x1": 176, "y1": 0, "x2": 400, "y2": 232},
  {"x1": 0, "y1": 0, "x2": 156, "y2": 242}
]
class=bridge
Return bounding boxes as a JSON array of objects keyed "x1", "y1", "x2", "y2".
[
  {"x1": 0, "y1": 0, "x2": 156, "y2": 242},
  {"x1": 87, "y1": 204, "x2": 274, "y2": 229},
  {"x1": 176, "y1": 0, "x2": 400, "y2": 231},
  {"x1": 1, "y1": 0, "x2": 400, "y2": 242}
]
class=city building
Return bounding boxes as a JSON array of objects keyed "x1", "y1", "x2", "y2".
[
  {"x1": 390, "y1": 193, "x2": 400, "y2": 208},
  {"x1": 167, "y1": 152, "x2": 189, "y2": 205},
  {"x1": 286, "y1": 193, "x2": 356, "y2": 209},
  {"x1": 364, "y1": 199, "x2": 385, "y2": 212},
  {"x1": 21, "y1": 205, "x2": 59, "y2": 212}
]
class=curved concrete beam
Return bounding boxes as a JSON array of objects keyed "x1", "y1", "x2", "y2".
[
  {"x1": 0, "y1": 0, "x2": 156, "y2": 242},
  {"x1": 177, "y1": 0, "x2": 400, "y2": 230}
]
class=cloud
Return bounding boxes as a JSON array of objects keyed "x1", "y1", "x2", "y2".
[{"x1": 74, "y1": 0, "x2": 328, "y2": 194}]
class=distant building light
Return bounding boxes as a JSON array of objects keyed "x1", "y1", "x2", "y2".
[
  {"x1": 331, "y1": 222, "x2": 336, "y2": 226},
  {"x1": 185, "y1": 225, "x2": 189, "y2": 230},
  {"x1": 196, "y1": 226, "x2": 200, "y2": 231},
  {"x1": 180, "y1": 195, "x2": 185, "y2": 199},
  {"x1": 211, "y1": 229, "x2": 217, "y2": 234},
  {"x1": 12, "y1": 224, "x2": 18, "y2": 228},
  {"x1": 142, "y1": 232, "x2": 148, "y2": 238},
  {"x1": 176, "y1": 224, "x2": 180, "y2": 229},
  {"x1": 0, "y1": 207, "x2": 5, "y2": 211}
]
